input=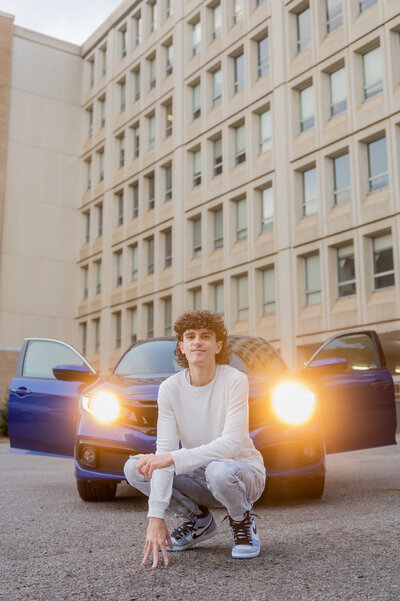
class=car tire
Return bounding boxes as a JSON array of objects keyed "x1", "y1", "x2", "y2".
[
  {"x1": 287, "y1": 475, "x2": 325, "y2": 499},
  {"x1": 77, "y1": 480, "x2": 117, "y2": 502}
]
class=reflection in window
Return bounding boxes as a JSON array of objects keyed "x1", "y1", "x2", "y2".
[
  {"x1": 312, "y1": 333, "x2": 377, "y2": 372},
  {"x1": 296, "y1": 7, "x2": 311, "y2": 54},
  {"x1": 262, "y1": 268, "x2": 275, "y2": 315},
  {"x1": 299, "y1": 85, "x2": 314, "y2": 132},
  {"x1": 362, "y1": 46, "x2": 383, "y2": 100},
  {"x1": 373, "y1": 233, "x2": 395, "y2": 290},
  {"x1": 305, "y1": 254, "x2": 322, "y2": 305},
  {"x1": 237, "y1": 275, "x2": 249, "y2": 321},
  {"x1": 333, "y1": 153, "x2": 351, "y2": 205},
  {"x1": 367, "y1": 137, "x2": 388, "y2": 193},
  {"x1": 325, "y1": 0, "x2": 342, "y2": 34},
  {"x1": 337, "y1": 244, "x2": 356, "y2": 297},
  {"x1": 302, "y1": 167, "x2": 318, "y2": 217},
  {"x1": 329, "y1": 67, "x2": 347, "y2": 117},
  {"x1": 22, "y1": 340, "x2": 85, "y2": 379}
]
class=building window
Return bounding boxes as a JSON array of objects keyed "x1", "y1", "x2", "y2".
[
  {"x1": 213, "y1": 137, "x2": 223, "y2": 177},
  {"x1": 262, "y1": 268, "x2": 275, "y2": 315},
  {"x1": 302, "y1": 167, "x2": 318, "y2": 217},
  {"x1": 337, "y1": 244, "x2": 356, "y2": 297},
  {"x1": 115, "y1": 312, "x2": 122, "y2": 348},
  {"x1": 94, "y1": 319, "x2": 100, "y2": 354},
  {"x1": 213, "y1": 207, "x2": 223, "y2": 250},
  {"x1": 147, "y1": 237, "x2": 155, "y2": 274},
  {"x1": 130, "y1": 245, "x2": 139, "y2": 283},
  {"x1": 132, "y1": 182, "x2": 139, "y2": 219},
  {"x1": 164, "y1": 297, "x2": 172, "y2": 335},
  {"x1": 329, "y1": 66, "x2": 347, "y2": 117},
  {"x1": 192, "y1": 216, "x2": 202, "y2": 258},
  {"x1": 119, "y1": 79, "x2": 126, "y2": 112},
  {"x1": 149, "y1": 56, "x2": 156, "y2": 89},
  {"x1": 192, "y1": 20, "x2": 201, "y2": 56},
  {"x1": 134, "y1": 13, "x2": 142, "y2": 46},
  {"x1": 146, "y1": 302, "x2": 154, "y2": 338},
  {"x1": 233, "y1": 53, "x2": 244, "y2": 93},
  {"x1": 82, "y1": 266, "x2": 89, "y2": 299},
  {"x1": 116, "y1": 191, "x2": 124, "y2": 227},
  {"x1": 165, "y1": 102, "x2": 173, "y2": 137},
  {"x1": 88, "y1": 59, "x2": 94, "y2": 88},
  {"x1": 259, "y1": 109, "x2": 271, "y2": 153},
  {"x1": 193, "y1": 149, "x2": 201, "y2": 187},
  {"x1": 84, "y1": 211, "x2": 90, "y2": 244},
  {"x1": 164, "y1": 229, "x2": 172, "y2": 268},
  {"x1": 133, "y1": 124, "x2": 140, "y2": 158},
  {"x1": 166, "y1": 43, "x2": 173, "y2": 76},
  {"x1": 299, "y1": 85, "x2": 315, "y2": 132},
  {"x1": 333, "y1": 153, "x2": 351, "y2": 205},
  {"x1": 362, "y1": 46, "x2": 383, "y2": 100},
  {"x1": 192, "y1": 287, "x2": 202, "y2": 310},
  {"x1": 325, "y1": 0, "x2": 342, "y2": 34},
  {"x1": 134, "y1": 68, "x2": 141, "y2": 101},
  {"x1": 99, "y1": 97, "x2": 106, "y2": 128},
  {"x1": 95, "y1": 261, "x2": 102, "y2": 295},
  {"x1": 359, "y1": 0, "x2": 377, "y2": 14},
  {"x1": 130, "y1": 308, "x2": 137, "y2": 343},
  {"x1": 87, "y1": 107, "x2": 93, "y2": 138},
  {"x1": 115, "y1": 251, "x2": 123, "y2": 287},
  {"x1": 99, "y1": 150, "x2": 104, "y2": 181},
  {"x1": 212, "y1": 69, "x2": 222, "y2": 108},
  {"x1": 81, "y1": 322, "x2": 87, "y2": 356},
  {"x1": 235, "y1": 197, "x2": 247, "y2": 242},
  {"x1": 166, "y1": 0, "x2": 173, "y2": 18},
  {"x1": 261, "y1": 187, "x2": 274, "y2": 233},
  {"x1": 192, "y1": 83, "x2": 201, "y2": 120},
  {"x1": 305, "y1": 254, "x2": 322, "y2": 305},
  {"x1": 150, "y1": 1, "x2": 158, "y2": 32},
  {"x1": 234, "y1": 124, "x2": 246, "y2": 166},
  {"x1": 257, "y1": 35, "x2": 269, "y2": 78},
  {"x1": 212, "y1": 4, "x2": 221, "y2": 40},
  {"x1": 367, "y1": 137, "x2": 388, "y2": 193},
  {"x1": 296, "y1": 7, "x2": 311, "y2": 54},
  {"x1": 147, "y1": 174, "x2": 155, "y2": 211},
  {"x1": 148, "y1": 114, "x2": 155, "y2": 149},
  {"x1": 97, "y1": 203, "x2": 103, "y2": 237},
  {"x1": 214, "y1": 282, "x2": 224, "y2": 315},
  {"x1": 131, "y1": 245, "x2": 138, "y2": 281},
  {"x1": 372, "y1": 233, "x2": 395, "y2": 290},
  {"x1": 164, "y1": 164, "x2": 172, "y2": 202},
  {"x1": 119, "y1": 136, "x2": 125, "y2": 168},
  {"x1": 233, "y1": 0, "x2": 244, "y2": 25},
  {"x1": 86, "y1": 159, "x2": 92, "y2": 189},
  {"x1": 101, "y1": 46, "x2": 107, "y2": 76},
  {"x1": 120, "y1": 28, "x2": 127, "y2": 58},
  {"x1": 237, "y1": 275, "x2": 249, "y2": 321}
]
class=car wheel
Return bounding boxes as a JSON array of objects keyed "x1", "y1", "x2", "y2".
[
  {"x1": 77, "y1": 480, "x2": 117, "y2": 502},
  {"x1": 287, "y1": 475, "x2": 325, "y2": 499}
]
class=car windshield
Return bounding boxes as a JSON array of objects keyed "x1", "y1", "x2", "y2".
[
  {"x1": 114, "y1": 337, "x2": 286, "y2": 378},
  {"x1": 115, "y1": 340, "x2": 183, "y2": 377}
]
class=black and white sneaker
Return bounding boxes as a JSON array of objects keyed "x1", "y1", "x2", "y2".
[
  {"x1": 168, "y1": 509, "x2": 218, "y2": 551},
  {"x1": 228, "y1": 510, "x2": 260, "y2": 559}
]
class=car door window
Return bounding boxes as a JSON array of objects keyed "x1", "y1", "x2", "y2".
[
  {"x1": 312, "y1": 333, "x2": 377, "y2": 372},
  {"x1": 22, "y1": 340, "x2": 86, "y2": 379}
]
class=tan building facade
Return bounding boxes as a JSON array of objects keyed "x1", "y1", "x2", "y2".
[{"x1": 1, "y1": 1, "x2": 400, "y2": 401}]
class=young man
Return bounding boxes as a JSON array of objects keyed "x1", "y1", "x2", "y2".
[{"x1": 124, "y1": 310, "x2": 265, "y2": 567}]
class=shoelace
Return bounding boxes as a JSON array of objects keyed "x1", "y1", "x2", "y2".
[
  {"x1": 222, "y1": 512, "x2": 258, "y2": 545},
  {"x1": 171, "y1": 518, "x2": 196, "y2": 540}
]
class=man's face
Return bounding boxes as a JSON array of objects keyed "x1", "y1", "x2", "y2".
[{"x1": 179, "y1": 328, "x2": 223, "y2": 368}]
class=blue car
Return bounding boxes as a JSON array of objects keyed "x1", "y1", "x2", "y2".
[{"x1": 8, "y1": 331, "x2": 397, "y2": 502}]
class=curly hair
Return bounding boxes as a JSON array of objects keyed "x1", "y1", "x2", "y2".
[{"x1": 174, "y1": 310, "x2": 231, "y2": 368}]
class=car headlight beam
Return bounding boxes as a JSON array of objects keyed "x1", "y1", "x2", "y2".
[
  {"x1": 272, "y1": 380, "x2": 316, "y2": 425},
  {"x1": 81, "y1": 392, "x2": 120, "y2": 423}
]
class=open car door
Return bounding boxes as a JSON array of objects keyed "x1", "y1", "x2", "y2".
[
  {"x1": 303, "y1": 331, "x2": 397, "y2": 454},
  {"x1": 9, "y1": 338, "x2": 97, "y2": 457}
]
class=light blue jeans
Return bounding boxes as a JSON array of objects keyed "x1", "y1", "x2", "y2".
[{"x1": 124, "y1": 455, "x2": 266, "y2": 520}]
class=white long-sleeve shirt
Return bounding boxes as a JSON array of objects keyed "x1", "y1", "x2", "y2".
[{"x1": 148, "y1": 364, "x2": 265, "y2": 519}]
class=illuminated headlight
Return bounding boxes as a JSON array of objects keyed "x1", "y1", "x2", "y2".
[
  {"x1": 81, "y1": 392, "x2": 120, "y2": 423},
  {"x1": 272, "y1": 381, "x2": 316, "y2": 425}
]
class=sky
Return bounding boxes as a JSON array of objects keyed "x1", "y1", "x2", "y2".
[{"x1": 0, "y1": 0, "x2": 125, "y2": 44}]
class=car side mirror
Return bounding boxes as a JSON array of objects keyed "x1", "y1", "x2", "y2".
[
  {"x1": 53, "y1": 364, "x2": 98, "y2": 383},
  {"x1": 304, "y1": 358, "x2": 348, "y2": 376}
]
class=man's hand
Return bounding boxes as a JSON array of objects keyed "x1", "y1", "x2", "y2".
[
  {"x1": 136, "y1": 453, "x2": 174, "y2": 478},
  {"x1": 142, "y1": 518, "x2": 173, "y2": 568}
]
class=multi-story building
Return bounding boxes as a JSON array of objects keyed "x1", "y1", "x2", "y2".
[{"x1": 1, "y1": 1, "x2": 400, "y2": 403}]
